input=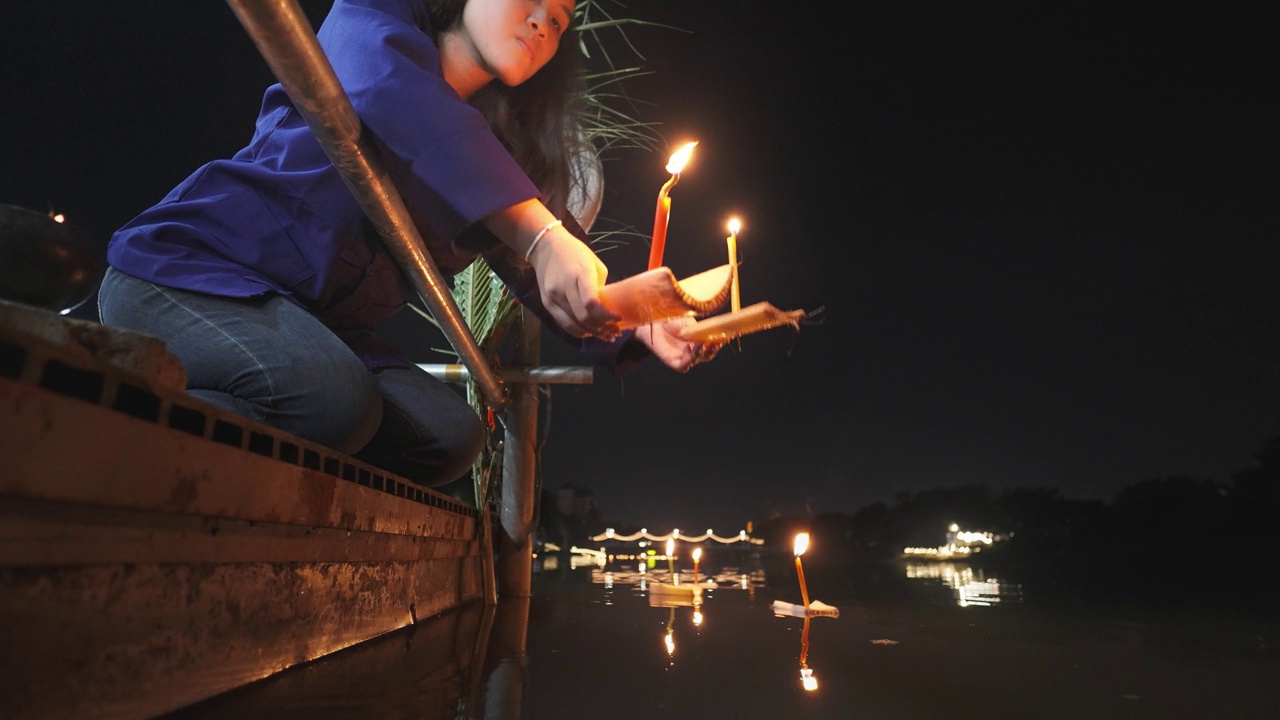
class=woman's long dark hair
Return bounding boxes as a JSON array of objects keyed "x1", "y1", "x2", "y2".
[{"x1": 421, "y1": 0, "x2": 591, "y2": 219}]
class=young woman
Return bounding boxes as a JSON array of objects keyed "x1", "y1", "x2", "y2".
[{"x1": 99, "y1": 0, "x2": 710, "y2": 487}]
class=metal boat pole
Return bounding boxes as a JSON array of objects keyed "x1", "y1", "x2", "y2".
[
  {"x1": 224, "y1": 0, "x2": 507, "y2": 411},
  {"x1": 418, "y1": 364, "x2": 593, "y2": 385},
  {"x1": 497, "y1": 309, "x2": 541, "y2": 597}
]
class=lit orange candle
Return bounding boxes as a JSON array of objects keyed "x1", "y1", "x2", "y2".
[
  {"x1": 793, "y1": 532, "x2": 811, "y2": 609},
  {"x1": 725, "y1": 217, "x2": 741, "y2": 312},
  {"x1": 692, "y1": 547, "x2": 702, "y2": 584},
  {"x1": 647, "y1": 141, "x2": 698, "y2": 270}
]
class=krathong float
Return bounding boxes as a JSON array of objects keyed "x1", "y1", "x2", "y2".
[{"x1": 598, "y1": 144, "x2": 807, "y2": 345}]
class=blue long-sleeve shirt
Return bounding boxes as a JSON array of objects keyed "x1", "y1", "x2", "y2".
[{"x1": 107, "y1": 0, "x2": 646, "y2": 371}]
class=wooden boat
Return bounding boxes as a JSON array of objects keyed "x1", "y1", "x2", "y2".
[
  {"x1": 0, "y1": 1, "x2": 558, "y2": 716},
  {"x1": 0, "y1": 297, "x2": 486, "y2": 718}
]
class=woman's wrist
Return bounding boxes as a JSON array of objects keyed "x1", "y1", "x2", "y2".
[
  {"x1": 524, "y1": 219, "x2": 563, "y2": 263},
  {"x1": 481, "y1": 199, "x2": 562, "y2": 261}
]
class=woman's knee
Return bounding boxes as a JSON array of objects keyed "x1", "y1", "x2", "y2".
[
  {"x1": 275, "y1": 354, "x2": 382, "y2": 455},
  {"x1": 424, "y1": 409, "x2": 486, "y2": 487},
  {"x1": 97, "y1": 270, "x2": 382, "y2": 454},
  {"x1": 364, "y1": 368, "x2": 489, "y2": 485},
  {"x1": 441, "y1": 403, "x2": 487, "y2": 470}
]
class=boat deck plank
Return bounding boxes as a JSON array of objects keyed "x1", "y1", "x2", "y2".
[{"x1": 0, "y1": 304, "x2": 486, "y2": 719}]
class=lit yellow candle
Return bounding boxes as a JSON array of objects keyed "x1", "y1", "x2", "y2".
[
  {"x1": 647, "y1": 141, "x2": 698, "y2": 270},
  {"x1": 726, "y1": 217, "x2": 741, "y2": 312},
  {"x1": 793, "y1": 532, "x2": 811, "y2": 608},
  {"x1": 666, "y1": 537, "x2": 675, "y2": 580}
]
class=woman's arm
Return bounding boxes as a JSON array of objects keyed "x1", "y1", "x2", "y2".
[
  {"x1": 483, "y1": 215, "x2": 724, "y2": 373},
  {"x1": 319, "y1": 0, "x2": 541, "y2": 241},
  {"x1": 319, "y1": 0, "x2": 617, "y2": 339},
  {"x1": 481, "y1": 199, "x2": 619, "y2": 339}
]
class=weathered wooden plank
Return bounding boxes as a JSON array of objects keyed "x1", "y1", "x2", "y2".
[
  {"x1": 0, "y1": 377, "x2": 475, "y2": 539},
  {"x1": 0, "y1": 305, "x2": 489, "y2": 719},
  {"x1": 1, "y1": 556, "x2": 480, "y2": 719},
  {"x1": 0, "y1": 297, "x2": 186, "y2": 393},
  {"x1": 0, "y1": 496, "x2": 474, "y2": 566},
  {"x1": 169, "y1": 599, "x2": 493, "y2": 719}
]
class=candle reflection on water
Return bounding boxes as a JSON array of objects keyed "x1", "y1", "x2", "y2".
[
  {"x1": 664, "y1": 606, "x2": 676, "y2": 663},
  {"x1": 588, "y1": 565, "x2": 765, "y2": 591},
  {"x1": 798, "y1": 617, "x2": 818, "y2": 692}
]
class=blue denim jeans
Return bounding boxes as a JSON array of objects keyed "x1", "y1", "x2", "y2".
[{"x1": 97, "y1": 267, "x2": 484, "y2": 486}]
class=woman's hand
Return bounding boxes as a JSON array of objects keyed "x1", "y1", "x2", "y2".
[
  {"x1": 634, "y1": 317, "x2": 726, "y2": 373},
  {"x1": 527, "y1": 227, "x2": 621, "y2": 339}
]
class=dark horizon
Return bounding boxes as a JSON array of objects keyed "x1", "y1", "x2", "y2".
[{"x1": 3, "y1": 2, "x2": 1277, "y2": 534}]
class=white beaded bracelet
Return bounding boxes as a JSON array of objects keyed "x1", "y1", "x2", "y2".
[{"x1": 524, "y1": 219, "x2": 562, "y2": 262}]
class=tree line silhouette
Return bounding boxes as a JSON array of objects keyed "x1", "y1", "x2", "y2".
[
  {"x1": 536, "y1": 433, "x2": 1279, "y2": 595},
  {"x1": 750, "y1": 434, "x2": 1280, "y2": 575}
]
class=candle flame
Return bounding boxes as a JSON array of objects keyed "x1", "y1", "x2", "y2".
[
  {"x1": 793, "y1": 532, "x2": 809, "y2": 557},
  {"x1": 666, "y1": 538, "x2": 674, "y2": 556},
  {"x1": 692, "y1": 548, "x2": 702, "y2": 561},
  {"x1": 665, "y1": 141, "x2": 698, "y2": 175},
  {"x1": 51, "y1": 213, "x2": 66, "y2": 224},
  {"x1": 727, "y1": 217, "x2": 741, "y2": 235}
]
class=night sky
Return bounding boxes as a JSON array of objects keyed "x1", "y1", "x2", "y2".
[{"x1": 4, "y1": 2, "x2": 1277, "y2": 533}]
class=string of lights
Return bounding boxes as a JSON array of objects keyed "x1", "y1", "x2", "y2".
[{"x1": 590, "y1": 528, "x2": 764, "y2": 545}]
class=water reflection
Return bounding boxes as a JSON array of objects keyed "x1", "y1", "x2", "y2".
[
  {"x1": 162, "y1": 598, "x2": 530, "y2": 720},
  {"x1": 663, "y1": 606, "x2": 676, "y2": 664},
  {"x1": 537, "y1": 551, "x2": 606, "y2": 571},
  {"x1": 643, "y1": 587, "x2": 705, "y2": 667},
  {"x1": 593, "y1": 558, "x2": 835, "y2": 695},
  {"x1": 163, "y1": 555, "x2": 1278, "y2": 719},
  {"x1": 590, "y1": 561, "x2": 767, "y2": 594},
  {"x1": 798, "y1": 617, "x2": 819, "y2": 692},
  {"x1": 904, "y1": 561, "x2": 1024, "y2": 606},
  {"x1": 648, "y1": 585, "x2": 704, "y2": 607}
]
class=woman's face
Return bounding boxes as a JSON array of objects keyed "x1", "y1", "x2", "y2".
[{"x1": 454, "y1": 0, "x2": 576, "y2": 89}]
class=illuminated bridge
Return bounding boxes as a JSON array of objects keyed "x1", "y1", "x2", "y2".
[
  {"x1": 535, "y1": 528, "x2": 765, "y2": 570},
  {"x1": 589, "y1": 528, "x2": 764, "y2": 546},
  {"x1": 573, "y1": 527, "x2": 764, "y2": 563}
]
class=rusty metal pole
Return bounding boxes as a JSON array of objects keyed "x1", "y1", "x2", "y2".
[
  {"x1": 478, "y1": 597, "x2": 531, "y2": 717},
  {"x1": 224, "y1": 0, "x2": 506, "y2": 412},
  {"x1": 417, "y1": 364, "x2": 593, "y2": 385},
  {"x1": 496, "y1": 309, "x2": 541, "y2": 597}
]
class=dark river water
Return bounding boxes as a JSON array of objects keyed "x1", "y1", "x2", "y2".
[{"x1": 168, "y1": 553, "x2": 1279, "y2": 719}]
